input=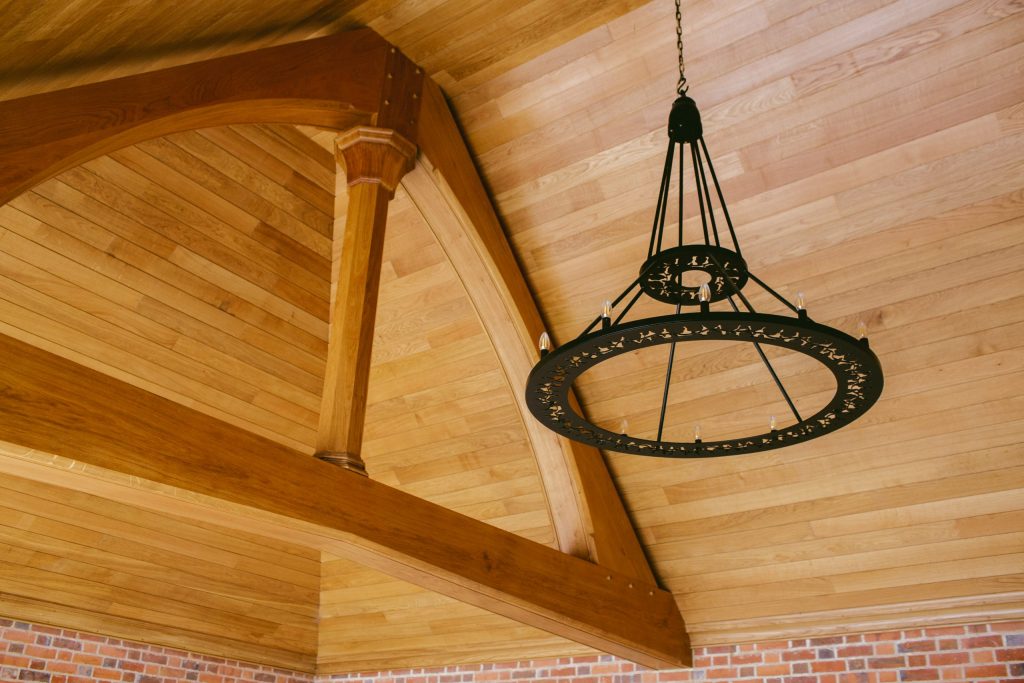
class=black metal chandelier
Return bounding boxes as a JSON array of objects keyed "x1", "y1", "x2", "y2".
[{"x1": 524, "y1": 0, "x2": 883, "y2": 458}]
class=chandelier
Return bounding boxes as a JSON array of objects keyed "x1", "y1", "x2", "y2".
[{"x1": 524, "y1": 0, "x2": 883, "y2": 458}]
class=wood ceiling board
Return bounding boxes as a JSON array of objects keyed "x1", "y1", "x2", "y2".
[
  {"x1": 446, "y1": 0, "x2": 1024, "y2": 646},
  {"x1": 0, "y1": 459, "x2": 320, "y2": 671},
  {"x1": 317, "y1": 554, "x2": 594, "y2": 673},
  {"x1": 0, "y1": 122, "x2": 333, "y2": 453}
]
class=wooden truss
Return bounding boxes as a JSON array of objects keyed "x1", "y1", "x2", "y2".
[{"x1": 0, "y1": 29, "x2": 689, "y2": 668}]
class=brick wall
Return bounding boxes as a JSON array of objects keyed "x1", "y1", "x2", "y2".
[
  {"x1": 2, "y1": 618, "x2": 1022, "y2": 683},
  {"x1": 0, "y1": 619, "x2": 312, "y2": 683}
]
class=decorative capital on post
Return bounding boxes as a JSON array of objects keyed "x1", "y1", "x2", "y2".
[{"x1": 336, "y1": 126, "x2": 417, "y2": 193}]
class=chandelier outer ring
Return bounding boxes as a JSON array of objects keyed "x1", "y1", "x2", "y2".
[{"x1": 525, "y1": 312, "x2": 883, "y2": 458}]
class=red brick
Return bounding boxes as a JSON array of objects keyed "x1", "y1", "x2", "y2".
[
  {"x1": 755, "y1": 664, "x2": 790, "y2": 676},
  {"x1": 989, "y1": 621, "x2": 1024, "y2": 632},
  {"x1": 899, "y1": 640, "x2": 937, "y2": 653},
  {"x1": 995, "y1": 647, "x2": 1024, "y2": 661},
  {"x1": 865, "y1": 631, "x2": 902, "y2": 642},
  {"x1": 808, "y1": 636, "x2": 845, "y2": 647},
  {"x1": 868, "y1": 657, "x2": 906, "y2": 669},
  {"x1": 730, "y1": 653, "x2": 761, "y2": 664},
  {"x1": 964, "y1": 664, "x2": 1008, "y2": 678},
  {"x1": 900, "y1": 669, "x2": 940, "y2": 681},
  {"x1": 811, "y1": 660, "x2": 846, "y2": 673},
  {"x1": 923, "y1": 626, "x2": 966, "y2": 637},
  {"x1": 964, "y1": 635, "x2": 1003, "y2": 649},
  {"x1": 837, "y1": 646, "x2": 873, "y2": 658},
  {"x1": 928, "y1": 652, "x2": 969, "y2": 666},
  {"x1": 702, "y1": 667, "x2": 736, "y2": 679},
  {"x1": 781, "y1": 649, "x2": 815, "y2": 661}
]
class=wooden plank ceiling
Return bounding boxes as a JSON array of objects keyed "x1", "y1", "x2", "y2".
[{"x1": 0, "y1": 0, "x2": 1022, "y2": 673}]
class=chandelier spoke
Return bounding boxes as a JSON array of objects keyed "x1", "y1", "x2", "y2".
[
  {"x1": 649, "y1": 139, "x2": 676, "y2": 258},
  {"x1": 748, "y1": 272, "x2": 803, "y2": 315},
  {"x1": 656, "y1": 304, "x2": 683, "y2": 442},
  {"x1": 727, "y1": 296, "x2": 803, "y2": 424},
  {"x1": 689, "y1": 143, "x2": 711, "y2": 246},
  {"x1": 698, "y1": 137, "x2": 742, "y2": 256},
  {"x1": 693, "y1": 139, "x2": 722, "y2": 248}
]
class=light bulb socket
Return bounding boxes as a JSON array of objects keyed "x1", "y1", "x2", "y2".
[
  {"x1": 797, "y1": 308, "x2": 808, "y2": 320},
  {"x1": 601, "y1": 317, "x2": 611, "y2": 330},
  {"x1": 700, "y1": 301, "x2": 710, "y2": 314}
]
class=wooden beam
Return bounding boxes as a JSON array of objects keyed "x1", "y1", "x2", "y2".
[
  {"x1": 0, "y1": 332, "x2": 690, "y2": 668},
  {"x1": 410, "y1": 80, "x2": 657, "y2": 583},
  {"x1": 0, "y1": 30, "x2": 394, "y2": 205},
  {"x1": 316, "y1": 127, "x2": 417, "y2": 475}
]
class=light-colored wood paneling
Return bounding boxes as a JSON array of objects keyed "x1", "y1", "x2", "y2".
[
  {"x1": 318, "y1": 553, "x2": 594, "y2": 673},
  {"x1": 0, "y1": 469, "x2": 320, "y2": 671},
  {"x1": 451, "y1": 0, "x2": 1024, "y2": 647},
  {"x1": 0, "y1": 123, "x2": 333, "y2": 452},
  {"x1": 0, "y1": 0, "x2": 1023, "y2": 670}
]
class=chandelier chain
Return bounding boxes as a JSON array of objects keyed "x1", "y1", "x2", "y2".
[{"x1": 674, "y1": 0, "x2": 687, "y2": 94}]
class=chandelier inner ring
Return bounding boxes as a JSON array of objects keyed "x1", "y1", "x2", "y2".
[
  {"x1": 525, "y1": 312, "x2": 883, "y2": 458},
  {"x1": 639, "y1": 245, "x2": 748, "y2": 305}
]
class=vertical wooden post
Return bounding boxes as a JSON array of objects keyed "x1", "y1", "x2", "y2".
[{"x1": 315, "y1": 126, "x2": 417, "y2": 475}]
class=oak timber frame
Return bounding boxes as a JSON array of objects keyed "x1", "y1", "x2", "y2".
[{"x1": 0, "y1": 30, "x2": 689, "y2": 667}]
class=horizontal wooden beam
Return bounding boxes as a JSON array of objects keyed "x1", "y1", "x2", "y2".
[{"x1": 0, "y1": 332, "x2": 689, "y2": 668}]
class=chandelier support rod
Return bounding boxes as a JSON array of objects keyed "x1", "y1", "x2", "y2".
[
  {"x1": 613, "y1": 287, "x2": 646, "y2": 325},
  {"x1": 693, "y1": 140, "x2": 722, "y2": 247},
  {"x1": 708, "y1": 251, "x2": 804, "y2": 424},
  {"x1": 580, "y1": 277, "x2": 643, "y2": 336},
  {"x1": 690, "y1": 143, "x2": 711, "y2": 246},
  {"x1": 678, "y1": 146, "x2": 685, "y2": 246},
  {"x1": 656, "y1": 303, "x2": 683, "y2": 441},
  {"x1": 699, "y1": 137, "x2": 742, "y2": 256},
  {"x1": 656, "y1": 143, "x2": 675, "y2": 254},
  {"x1": 726, "y1": 295, "x2": 803, "y2": 423},
  {"x1": 648, "y1": 140, "x2": 676, "y2": 258},
  {"x1": 748, "y1": 272, "x2": 802, "y2": 314}
]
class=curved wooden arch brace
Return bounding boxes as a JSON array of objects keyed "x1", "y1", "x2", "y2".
[
  {"x1": 0, "y1": 29, "x2": 415, "y2": 205},
  {"x1": 0, "y1": 29, "x2": 684, "y2": 665},
  {"x1": 408, "y1": 80, "x2": 656, "y2": 584}
]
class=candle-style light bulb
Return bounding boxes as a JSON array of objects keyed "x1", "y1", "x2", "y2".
[
  {"x1": 698, "y1": 283, "x2": 711, "y2": 303},
  {"x1": 539, "y1": 331, "x2": 551, "y2": 355},
  {"x1": 856, "y1": 320, "x2": 868, "y2": 340},
  {"x1": 796, "y1": 291, "x2": 806, "y2": 310},
  {"x1": 619, "y1": 418, "x2": 629, "y2": 435},
  {"x1": 601, "y1": 299, "x2": 613, "y2": 329},
  {"x1": 694, "y1": 423, "x2": 702, "y2": 442},
  {"x1": 770, "y1": 415, "x2": 777, "y2": 431}
]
